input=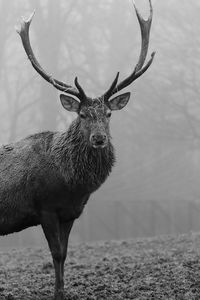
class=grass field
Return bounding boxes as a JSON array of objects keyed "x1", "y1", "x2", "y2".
[{"x1": 0, "y1": 232, "x2": 200, "y2": 299}]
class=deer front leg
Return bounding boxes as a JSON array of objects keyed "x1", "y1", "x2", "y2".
[
  {"x1": 40, "y1": 211, "x2": 74, "y2": 300},
  {"x1": 59, "y1": 220, "x2": 74, "y2": 283}
]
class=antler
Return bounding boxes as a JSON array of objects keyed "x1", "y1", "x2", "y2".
[
  {"x1": 16, "y1": 11, "x2": 86, "y2": 101},
  {"x1": 16, "y1": 1, "x2": 155, "y2": 103},
  {"x1": 103, "y1": 0, "x2": 155, "y2": 100}
]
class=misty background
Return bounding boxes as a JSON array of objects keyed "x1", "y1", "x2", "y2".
[{"x1": 0, "y1": 0, "x2": 199, "y2": 248}]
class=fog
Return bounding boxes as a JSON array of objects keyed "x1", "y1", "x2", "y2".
[{"x1": 0, "y1": 0, "x2": 200, "y2": 248}]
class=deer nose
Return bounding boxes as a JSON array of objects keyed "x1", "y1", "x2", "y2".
[{"x1": 90, "y1": 134, "x2": 107, "y2": 148}]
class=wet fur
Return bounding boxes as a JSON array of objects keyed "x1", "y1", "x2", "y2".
[{"x1": 0, "y1": 118, "x2": 115, "y2": 235}]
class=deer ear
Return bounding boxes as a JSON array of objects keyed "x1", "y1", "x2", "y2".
[
  {"x1": 108, "y1": 92, "x2": 130, "y2": 111},
  {"x1": 60, "y1": 94, "x2": 80, "y2": 112}
]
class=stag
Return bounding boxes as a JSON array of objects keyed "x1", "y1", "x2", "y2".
[{"x1": 0, "y1": 1, "x2": 155, "y2": 299}]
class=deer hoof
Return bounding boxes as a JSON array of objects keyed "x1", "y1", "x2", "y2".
[{"x1": 54, "y1": 290, "x2": 64, "y2": 300}]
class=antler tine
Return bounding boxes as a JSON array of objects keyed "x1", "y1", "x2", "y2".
[
  {"x1": 133, "y1": 0, "x2": 153, "y2": 72},
  {"x1": 74, "y1": 77, "x2": 87, "y2": 101},
  {"x1": 103, "y1": 0, "x2": 155, "y2": 98},
  {"x1": 102, "y1": 72, "x2": 119, "y2": 101},
  {"x1": 16, "y1": 11, "x2": 81, "y2": 98},
  {"x1": 115, "y1": 51, "x2": 155, "y2": 92}
]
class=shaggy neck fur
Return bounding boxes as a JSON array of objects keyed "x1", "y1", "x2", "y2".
[{"x1": 51, "y1": 118, "x2": 115, "y2": 192}]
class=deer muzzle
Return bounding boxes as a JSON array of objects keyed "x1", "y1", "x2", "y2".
[{"x1": 90, "y1": 133, "x2": 108, "y2": 149}]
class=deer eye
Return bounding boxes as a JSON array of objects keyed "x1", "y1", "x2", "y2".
[
  {"x1": 106, "y1": 111, "x2": 112, "y2": 118},
  {"x1": 79, "y1": 112, "x2": 86, "y2": 119}
]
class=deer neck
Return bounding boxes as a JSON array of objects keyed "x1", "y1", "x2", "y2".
[{"x1": 51, "y1": 119, "x2": 115, "y2": 191}]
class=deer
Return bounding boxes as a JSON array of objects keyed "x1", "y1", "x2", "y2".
[{"x1": 0, "y1": 1, "x2": 155, "y2": 299}]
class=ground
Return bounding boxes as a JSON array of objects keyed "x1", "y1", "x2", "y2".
[{"x1": 1, "y1": 232, "x2": 200, "y2": 299}]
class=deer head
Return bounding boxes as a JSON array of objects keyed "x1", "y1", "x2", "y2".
[{"x1": 16, "y1": 0, "x2": 155, "y2": 149}]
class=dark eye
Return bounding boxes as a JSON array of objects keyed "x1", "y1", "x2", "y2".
[
  {"x1": 106, "y1": 111, "x2": 112, "y2": 118},
  {"x1": 79, "y1": 112, "x2": 86, "y2": 119}
]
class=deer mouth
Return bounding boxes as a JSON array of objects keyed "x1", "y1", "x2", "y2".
[{"x1": 92, "y1": 141, "x2": 107, "y2": 149}]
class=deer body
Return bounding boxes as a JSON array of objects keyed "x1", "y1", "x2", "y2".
[
  {"x1": 5, "y1": 1, "x2": 155, "y2": 299},
  {"x1": 0, "y1": 119, "x2": 114, "y2": 235}
]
